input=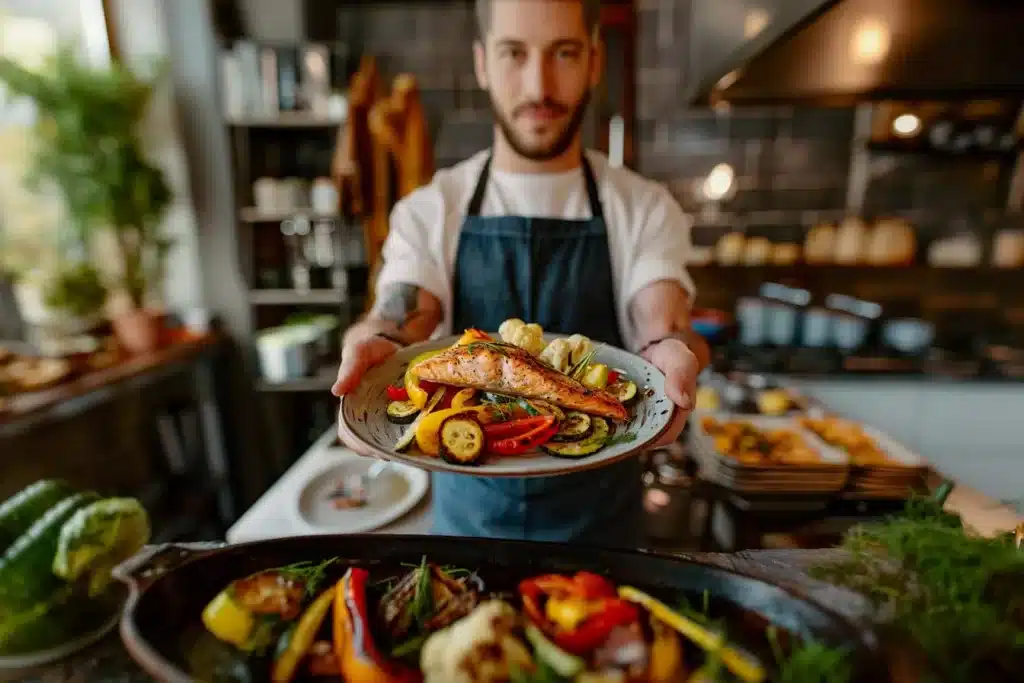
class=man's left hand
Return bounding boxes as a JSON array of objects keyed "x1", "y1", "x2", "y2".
[{"x1": 641, "y1": 337, "x2": 700, "y2": 449}]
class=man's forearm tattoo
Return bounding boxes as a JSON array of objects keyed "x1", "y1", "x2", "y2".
[{"x1": 377, "y1": 283, "x2": 420, "y2": 329}]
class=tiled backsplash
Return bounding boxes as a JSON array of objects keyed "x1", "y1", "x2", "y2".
[{"x1": 320, "y1": 0, "x2": 1016, "y2": 230}]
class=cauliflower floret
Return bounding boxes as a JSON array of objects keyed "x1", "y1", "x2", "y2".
[
  {"x1": 499, "y1": 318, "x2": 545, "y2": 355},
  {"x1": 498, "y1": 318, "x2": 526, "y2": 344},
  {"x1": 539, "y1": 338, "x2": 573, "y2": 373},
  {"x1": 566, "y1": 334, "x2": 593, "y2": 365},
  {"x1": 511, "y1": 327, "x2": 545, "y2": 356},
  {"x1": 421, "y1": 600, "x2": 534, "y2": 683}
]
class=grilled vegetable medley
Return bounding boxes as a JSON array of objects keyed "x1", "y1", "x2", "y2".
[
  {"x1": 384, "y1": 323, "x2": 642, "y2": 464},
  {"x1": 199, "y1": 557, "x2": 812, "y2": 683}
]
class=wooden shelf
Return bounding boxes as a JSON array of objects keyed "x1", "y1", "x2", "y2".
[
  {"x1": 257, "y1": 366, "x2": 336, "y2": 393},
  {"x1": 248, "y1": 289, "x2": 351, "y2": 306},
  {"x1": 239, "y1": 207, "x2": 341, "y2": 222},
  {"x1": 226, "y1": 112, "x2": 344, "y2": 128}
]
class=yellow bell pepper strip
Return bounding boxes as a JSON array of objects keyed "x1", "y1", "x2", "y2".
[
  {"x1": 450, "y1": 388, "x2": 478, "y2": 409},
  {"x1": 202, "y1": 589, "x2": 255, "y2": 648},
  {"x1": 271, "y1": 586, "x2": 336, "y2": 683},
  {"x1": 415, "y1": 405, "x2": 493, "y2": 456},
  {"x1": 334, "y1": 568, "x2": 419, "y2": 683},
  {"x1": 404, "y1": 349, "x2": 445, "y2": 409},
  {"x1": 617, "y1": 586, "x2": 765, "y2": 683},
  {"x1": 647, "y1": 614, "x2": 686, "y2": 683}
]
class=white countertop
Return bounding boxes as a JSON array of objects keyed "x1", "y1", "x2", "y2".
[{"x1": 227, "y1": 428, "x2": 433, "y2": 543}]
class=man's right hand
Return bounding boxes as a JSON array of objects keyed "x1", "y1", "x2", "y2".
[{"x1": 331, "y1": 335, "x2": 401, "y2": 397}]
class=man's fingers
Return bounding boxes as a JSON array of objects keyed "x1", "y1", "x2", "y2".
[{"x1": 331, "y1": 337, "x2": 397, "y2": 396}]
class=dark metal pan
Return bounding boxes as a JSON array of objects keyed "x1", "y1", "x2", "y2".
[{"x1": 114, "y1": 535, "x2": 883, "y2": 682}]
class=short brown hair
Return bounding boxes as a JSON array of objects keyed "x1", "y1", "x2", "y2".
[{"x1": 475, "y1": 0, "x2": 602, "y2": 39}]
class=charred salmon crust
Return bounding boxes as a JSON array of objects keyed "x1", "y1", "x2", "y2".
[{"x1": 411, "y1": 342, "x2": 628, "y2": 421}]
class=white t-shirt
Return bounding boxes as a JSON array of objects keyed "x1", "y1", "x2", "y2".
[{"x1": 374, "y1": 149, "x2": 696, "y2": 351}]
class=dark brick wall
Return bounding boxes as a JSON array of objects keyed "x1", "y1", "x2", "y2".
[{"x1": 322, "y1": 0, "x2": 1016, "y2": 236}]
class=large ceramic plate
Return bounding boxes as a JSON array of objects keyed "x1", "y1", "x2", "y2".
[{"x1": 338, "y1": 334, "x2": 674, "y2": 477}]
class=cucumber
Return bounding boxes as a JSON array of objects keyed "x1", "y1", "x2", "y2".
[
  {"x1": 0, "y1": 480, "x2": 74, "y2": 552},
  {"x1": 541, "y1": 417, "x2": 610, "y2": 459},
  {"x1": 0, "y1": 491, "x2": 99, "y2": 613}
]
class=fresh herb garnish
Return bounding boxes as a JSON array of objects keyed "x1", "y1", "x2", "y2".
[
  {"x1": 273, "y1": 558, "x2": 337, "y2": 595},
  {"x1": 567, "y1": 347, "x2": 599, "y2": 381},
  {"x1": 411, "y1": 556, "x2": 434, "y2": 627},
  {"x1": 390, "y1": 633, "x2": 428, "y2": 659},
  {"x1": 604, "y1": 431, "x2": 637, "y2": 447},
  {"x1": 466, "y1": 341, "x2": 519, "y2": 355}
]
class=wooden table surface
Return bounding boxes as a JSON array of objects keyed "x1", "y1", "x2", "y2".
[
  {"x1": 0, "y1": 332, "x2": 221, "y2": 438},
  {"x1": 0, "y1": 547, "x2": 869, "y2": 682}
]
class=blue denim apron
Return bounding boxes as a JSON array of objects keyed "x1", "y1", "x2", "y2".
[{"x1": 430, "y1": 155, "x2": 643, "y2": 549}]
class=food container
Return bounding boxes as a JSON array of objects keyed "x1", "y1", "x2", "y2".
[
  {"x1": 882, "y1": 318, "x2": 935, "y2": 355},
  {"x1": 796, "y1": 418, "x2": 929, "y2": 498},
  {"x1": 735, "y1": 297, "x2": 767, "y2": 347},
  {"x1": 689, "y1": 414, "x2": 850, "y2": 494},
  {"x1": 802, "y1": 307, "x2": 834, "y2": 347},
  {"x1": 255, "y1": 325, "x2": 319, "y2": 383}
]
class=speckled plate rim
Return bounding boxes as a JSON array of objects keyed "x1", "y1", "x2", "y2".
[
  {"x1": 0, "y1": 608, "x2": 120, "y2": 670},
  {"x1": 339, "y1": 334, "x2": 675, "y2": 478}
]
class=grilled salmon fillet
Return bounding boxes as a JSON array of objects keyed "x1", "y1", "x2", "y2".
[{"x1": 411, "y1": 342, "x2": 628, "y2": 421}]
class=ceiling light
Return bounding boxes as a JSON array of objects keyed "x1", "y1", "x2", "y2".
[
  {"x1": 744, "y1": 9, "x2": 770, "y2": 39},
  {"x1": 892, "y1": 113, "x2": 922, "y2": 137},
  {"x1": 702, "y1": 163, "x2": 735, "y2": 201},
  {"x1": 851, "y1": 17, "x2": 890, "y2": 65}
]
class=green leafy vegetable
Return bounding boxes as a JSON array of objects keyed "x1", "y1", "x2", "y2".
[{"x1": 810, "y1": 494, "x2": 1024, "y2": 683}]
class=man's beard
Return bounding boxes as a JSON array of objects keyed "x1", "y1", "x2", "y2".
[{"x1": 490, "y1": 89, "x2": 591, "y2": 162}]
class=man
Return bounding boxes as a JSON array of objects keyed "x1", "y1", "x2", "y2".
[{"x1": 333, "y1": 0, "x2": 708, "y2": 549}]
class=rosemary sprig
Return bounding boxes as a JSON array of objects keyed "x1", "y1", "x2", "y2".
[
  {"x1": 465, "y1": 341, "x2": 519, "y2": 355},
  {"x1": 568, "y1": 346, "x2": 600, "y2": 381},
  {"x1": 274, "y1": 558, "x2": 337, "y2": 595}
]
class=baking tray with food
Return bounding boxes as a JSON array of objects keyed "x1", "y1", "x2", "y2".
[
  {"x1": 339, "y1": 320, "x2": 675, "y2": 478},
  {"x1": 113, "y1": 535, "x2": 883, "y2": 683},
  {"x1": 690, "y1": 416, "x2": 850, "y2": 495},
  {"x1": 796, "y1": 418, "x2": 929, "y2": 498}
]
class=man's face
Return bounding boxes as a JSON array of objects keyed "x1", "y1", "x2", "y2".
[{"x1": 474, "y1": 0, "x2": 602, "y2": 161}]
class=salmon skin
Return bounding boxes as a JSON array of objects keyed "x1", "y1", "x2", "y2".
[{"x1": 411, "y1": 341, "x2": 628, "y2": 421}]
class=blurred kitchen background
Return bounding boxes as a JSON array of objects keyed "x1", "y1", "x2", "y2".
[{"x1": 1, "y1": 0, "x2": 1022, "y2": 547}]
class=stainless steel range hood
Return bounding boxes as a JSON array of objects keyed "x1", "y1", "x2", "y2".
[{"x1": 686, "y1": 0, "x2": 1024, "y2": 107}]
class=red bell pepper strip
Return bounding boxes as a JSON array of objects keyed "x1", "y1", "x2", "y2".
[
  {"x1": 334, "y1": 568, "x2": 418, "y2": 683},
  {"x1": 519, "y1": 572, "x2": 639, "y2": 656},
  {"x1": 386, "y1": 385, "x2": 410, "y2": 402},
  {"x1": 607, "y1": 370, "x2": 621, "y2": 385},
  {"x1": 483, "y1": 415, "x2": 555, "y2": 440},
  {"x1": 488, "y1": 418, "x2": 559, "y2": 456}
]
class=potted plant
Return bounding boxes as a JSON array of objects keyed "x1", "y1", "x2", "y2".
[{"x1": 0, "y1": 48, "x2": 173, "y2": 353}]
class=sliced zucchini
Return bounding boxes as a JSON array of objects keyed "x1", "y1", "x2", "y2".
[
  {"x1": 520, "y1": 399, "x2": 565, "y2": 421},
  {"x1": 394, "y1": 389, "x2": 445, "y2": 452},
  {"x1": 386, "y1": 400, "x2": 420, "y2": 425},
  {"x1": 438, "y1": 414, "x2": 485, "y2": 466},
  {"x1": 551, "y1": 411, "x2": 592, "y2": 442},
  {"x1": 607, "y1": 380, "x2": 638, "y2": 405},
  {"x1": 541, "y1": 417, "x2": 610, "y2": 459}
]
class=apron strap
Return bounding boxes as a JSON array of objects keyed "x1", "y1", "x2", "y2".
[{"x1": 465, "y1": 153, "x2": 605, "y2": 220}]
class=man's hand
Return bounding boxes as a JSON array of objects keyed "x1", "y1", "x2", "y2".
[
  {"x1": 642, "y1": 337, "x2": 700, "y2": 449},
  {"x1": 332, "y1": 282, "x2": 443, "y2": 455},
  {"x1": 331, "y1": 335, "x2": 401, "y2": 397}
]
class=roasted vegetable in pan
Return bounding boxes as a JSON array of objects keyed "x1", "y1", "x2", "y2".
[{"x1": 271, "y1": 586, "x2": 335, "y2": 683}]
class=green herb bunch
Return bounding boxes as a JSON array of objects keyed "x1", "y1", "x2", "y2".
[{"x1": 812, "y1": 496, "x2": 1024, "y2": 682}]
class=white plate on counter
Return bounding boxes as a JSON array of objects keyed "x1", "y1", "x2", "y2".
[{"x1": 289, "y1": 450, "x2": 429, "y2": 534}]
